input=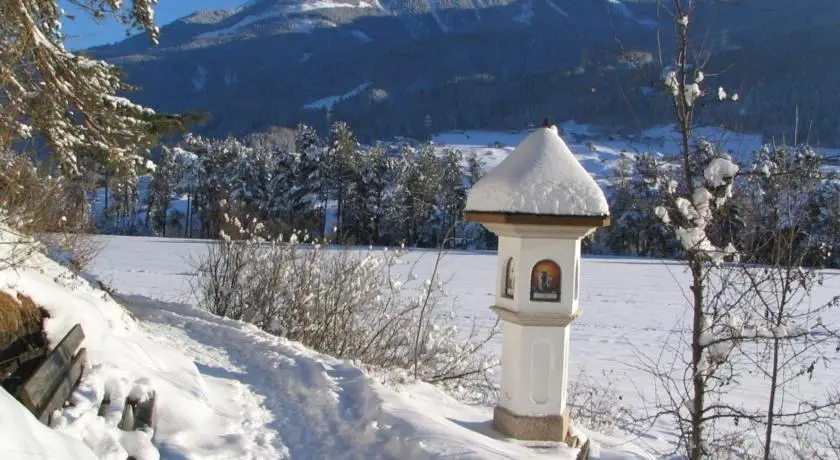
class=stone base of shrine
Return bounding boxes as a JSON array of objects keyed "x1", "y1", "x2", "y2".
[{"x1": 492, "y1": 405, "x2": 571, "y2": 442}]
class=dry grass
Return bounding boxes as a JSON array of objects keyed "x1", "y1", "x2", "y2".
[
  {"x1": 0, "y1": 152, "x2": 89, "y2": 235},
  {"x1": 0, "y1": 151, "x2": 98, "y2": 272},
  {"x1": 0, "y1": 291, "x2": 44, "y2": 349}
]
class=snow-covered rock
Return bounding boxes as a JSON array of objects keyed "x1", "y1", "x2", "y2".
[{"x1": 465, "y1": 125, "x2": 609, "y2": 217}]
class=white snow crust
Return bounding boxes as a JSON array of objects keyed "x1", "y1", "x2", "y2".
[
  {"x1": 545, "y1": 0, "x2": 570, "y2": 18},
  {"x1": 303, "y1": 82, "x2": 371, "y2": 110},
  {"x1": 465, "y1": 126, "x2": 609, "y2": 216},
  {"x1": 704, "y1": 157, "x2": 739, "y2": 187},
  {"x1": 0, "y1": 386, "x2": 98, "y2": 460}
]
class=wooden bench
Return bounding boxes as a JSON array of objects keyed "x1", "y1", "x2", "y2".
[
  {"x1": 115, "y1": 390, "x2": 157, "y2": 432},
  {"x1": 17, "y1": 323, "x2": 87, "y2": 424},
  {"x1": 575, "y1": 439, "x2": 591, "y2": 460},
  {"x1": 0, "y1": 330, "x2": 49, "y2": 389},
  {"x1": 11, "y1": 321, "x2": 157, "y2": 452}
]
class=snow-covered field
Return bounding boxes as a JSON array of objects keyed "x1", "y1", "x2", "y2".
[
  {"x1": 3, "y1": 232, "x2": 839, "y2": 458},
  {"x1": 3, "y1": 230, "x2": 653, "y2": 460},
  {"x1": 67, "y1": 122, "x2": 840, "y2": 458},
  {"x1": 85, "y1": 235, "x2": 668, "y2": 457},
  {"x1": 84, "y1": 236, "x2": 840, "y2": 457}
]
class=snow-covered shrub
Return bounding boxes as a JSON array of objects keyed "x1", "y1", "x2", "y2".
[
  {"x1": 38, "y1": 233, "x2": 105, "y2": 274},
  {"x1": 0, "y1": 152, "x2": 99, "y2": 271},
  {"x1": 567, "y1": 370, "x2": 630, "y2": 434},
  {"x1": 0, "y1": 152, "x2": 86, "y2": 234},
  {"x1": 191, "y1": 221, "x2": 499, "y2": 400}
]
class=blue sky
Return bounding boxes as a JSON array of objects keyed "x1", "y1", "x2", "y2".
[{"x1": 60, "y1": 0, "x2": 249, "y2": 50}]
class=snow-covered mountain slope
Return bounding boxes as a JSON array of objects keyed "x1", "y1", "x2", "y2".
[{"x1": 86, "y1": 0, "x2": 840, "y2": 146}]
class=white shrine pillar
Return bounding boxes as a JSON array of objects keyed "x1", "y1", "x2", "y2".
[{"x1": 465, "y1": 122, "x2": 610, "y2": 442}]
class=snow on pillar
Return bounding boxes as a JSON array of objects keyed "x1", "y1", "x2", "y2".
[{"x1": 465, "y1": 122, "x2": 610, "y2": 442}]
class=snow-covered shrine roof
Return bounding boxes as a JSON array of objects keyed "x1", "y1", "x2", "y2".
[{"x1": 465, "y1": 123, "x2": 610, "y2": 227}]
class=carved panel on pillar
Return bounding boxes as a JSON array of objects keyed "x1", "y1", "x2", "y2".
[
  {"x1": 530, "y1": 259, "x2": 561, "y2": 302},
  {"x1": 530, "y1": 340, "x2": 552, "y2": 405},
  {"x1": 504, "y1": 258, "x2": 515, "y2": 299}
]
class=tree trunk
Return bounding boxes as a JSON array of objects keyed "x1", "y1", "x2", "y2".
[
  {"x1": 337, "y1": 185, "x2": 343, "y2": 243},
  {"x1": 764, "y1": 337, "x2": 781, "y2": 459},
  {"x1": 161, "y1": 202, "x2": 168, "y2": 237},
  {"x1": 690, "y1": 258, "x2": 706, "y2": 460},
  {"x1": 186, "y1": 189, "x2": 192, "y2": 238},
  {"x1": 103, "y1": 182, "x2": 109, "y2": 219}
]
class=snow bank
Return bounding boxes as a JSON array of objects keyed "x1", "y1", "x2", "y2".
[
  {"x1": 465, "y1": 126, "x2": 609, "y2": 217},
  {"x1": 0, "y1": 230, "x2": 281, "y2": 459},
  {"x1": 0, "y1": 387, "x2": 98, "y2": 460}
]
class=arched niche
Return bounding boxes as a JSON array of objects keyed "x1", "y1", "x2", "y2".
[
  {"x1": 503, "y1": 257, "x2": 515, "y2": 299},
  {"x1": 530, "y1": 259, "x2": 561, "y2": 302}
]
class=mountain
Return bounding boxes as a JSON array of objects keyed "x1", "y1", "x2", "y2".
[{"x1": 86, "y1": 0, "x2": 840, "y2": 146}]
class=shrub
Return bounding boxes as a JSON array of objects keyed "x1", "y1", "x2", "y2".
[
  {"x1": 567, "y1": 369, "x2": 630, "y2": 434},
  {"x1": 0, "y1": 152, "x2": 99, "y2": 271},
  {"x1": 191, "y1": 223, "x2": 499, "y2": 401},
  {"x1": 0, "y1": 152, "x2": 88, "y2": 234},
  {"x1": 38, "y1": 233, "x2": 104, "y2": 273}
]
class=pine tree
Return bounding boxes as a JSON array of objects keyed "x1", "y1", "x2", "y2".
[
  {"x1": 172, "y1": 147, "x2": 202, "y2": 238},
  {"x1": 463, "y1": 151, "x2": 495, "y2": 249},
  {"x1": 344, "y1": 146, "x2": 391, "y2": 244},
  {"x1": 149, "y1": 146, "x2": 179, "y2": 236},
  {"x1": 0, "y1": 0, "x2": 195, "y2": 175},
  {"x1": 414, "y1": 142, "x2": 441, "y2": 246},
  {"x1": 325, "y1": 122, "x2": 359, "y2": 242},
  {"x1": 438, "y1": 148, "x2": 466, "y2": 247},
  {"x1": 225, "y1": 144, "x2": 270, "y2": 222}
]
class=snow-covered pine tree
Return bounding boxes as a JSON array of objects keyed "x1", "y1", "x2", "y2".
[
  {"x1": 414, "y1": 142, "x2": 442, "y2": 247},
  {"x1": 343, "y1": 146, "x2": 390, "y2": 245},
  {"x1": 182, "y1": 134, "x2": 240, "y2": 238},
  {"x1": 437, "y1": 148, "x2": 466, "y2": 247},
  {"x1": 148, "y1": 146, "x2": 180, "y2": 236},
  {"x1": 172, "y1": 147, "x2": 202, "y2": 238},
  {"x1": 740, "y1": 144, "x2": 823, "y2": 266},
  {"x1": 325, "y1": 122, "x2": 360, "y2": 242},
  {"x1": 462, "y1": 151, "x2": 494, "y2": 249},
  {"x1": 294, "y1": 123, "x2": 320, "y2": 154},
  {"x1": 291, "y1": 124, "x2": 328, "y2": 236},
  {"x1": 0, "y1": 0, "x2": 195, "y2": 176},
  {"x1": 225, "y1": 143, "x2": 271, "y2": 224}
]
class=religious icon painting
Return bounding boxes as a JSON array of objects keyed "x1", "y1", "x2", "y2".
[
  {"x1": 504, "y1": 258, "x2": 515, "y2": 298},
  {"x1": 530, "y1": 259, "x2": 561, "y2": 302}
]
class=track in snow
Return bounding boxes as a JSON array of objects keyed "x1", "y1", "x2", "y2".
[{"x1": 118, "y1": 294, "x2": 435, "y2": 460}]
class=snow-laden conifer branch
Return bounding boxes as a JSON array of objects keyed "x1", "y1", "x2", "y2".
[{"x1": 0, "y1": 0, "x2": 187, "y2": 176}]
